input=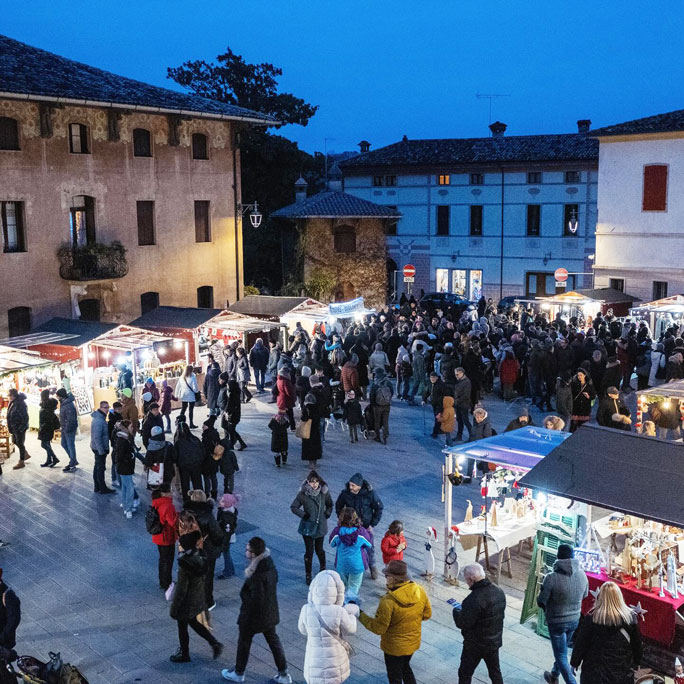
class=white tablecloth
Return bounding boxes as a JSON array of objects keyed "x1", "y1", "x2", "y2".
[{"x1": 457, "y1": 515, "x2": 538, "y2": 553}]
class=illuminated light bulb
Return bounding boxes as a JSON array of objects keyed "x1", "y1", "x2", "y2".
[{"x1": 174, "y1": 340, "x2": 183, "y2": 349}]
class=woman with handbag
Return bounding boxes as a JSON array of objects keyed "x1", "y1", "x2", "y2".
[
  {"x1": 570, "y1": 370, "x2": 596, "y2": 433},
  {"x1": 291, "y1": 470, "x2": 333, "y2": 585},
  {"x1": 298, "y1": 569, "x2": 358, "y2": 684},
  {"x1": 300, "y1": 392, "x2": 322, "y2": 468},
  {"x1": 177, "y1": 365, "x2": 200, "y2": 429}
]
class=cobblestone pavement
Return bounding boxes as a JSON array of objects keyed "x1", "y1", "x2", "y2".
[{"x1": 0, "y1": 389, "x2": 560, "y2": 684}]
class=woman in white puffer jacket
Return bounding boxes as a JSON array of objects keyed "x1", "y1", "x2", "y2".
[{"x1": 298, "y1": 570, "x2": 358, "y2": 684}]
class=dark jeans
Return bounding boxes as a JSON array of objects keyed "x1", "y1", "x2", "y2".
[
  {"x1": 40, "y1": 439, "x2": 57, "y2": 463},
  {"x1": 11, "y1": 431, "x2": 26, "y2": 460},
  {"x1": 180, "y1": 401, "x2": 195, "y2": 425},
  {"x1": 225, "y1": 423, "x2": 246, "y2": 449},
  {"x1": 111, "y1": 459, "x2": 120, "y2": 485},
  {"x1": 235, "y1": 626, "x2": 287, "y2": 675},
  {"x1": 177, "y1": 617, "x2": 218, "y2": 655},
  {"x1": 157, "y1": 544, "x2": 175, "y2": 590},
  {"x1": 239, "y1": 382, "x2": 252, "y2": 402},
  {"x1": 223, "y1": 473, "x2": 235, "y2": 494},
  {"x1": 286, "y1": 407, "x2": 295, "y2": 430},
  {"x1": 548, "y1": 620, "x2": 578, "y2": 684},
  {"x1": 456, "y1": 406, "x2": 472, "y2": 439},
  {"x1": 373, "y1": 405, "x2": 390, "y2": 440},
  {"x1": 92, "y1": 450, "x2": 107, "y2": 491},
  {"x1": 396, "y1": 377, "x2": 410, "y2": 400},
  {"x1": 254, "y1": 368, "x2": 266, "y2": 392},
  {"x1": 384, "y1": 653, "x2": 416, "y2": 684},
  {"x1": 179, "y1": 466, "x2": 203, "y2": 499},
  {"x1": 203, "y1": 472, "x2": 218, "y2": 498},
  {"x1": 205, "y1": 557, "x2": 216, "y2": 606},
  {"x1": 458, "y1": 644, "x2": 503, "y2": 684},
  {"x1": 303, "y1": 535, "x2": 326, "y2": 571}
]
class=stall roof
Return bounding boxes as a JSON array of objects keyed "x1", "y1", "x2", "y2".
[
  {"x1": 630, "y1": 294, "x2": 684, "y2": 315},
  {"x1": 444, "y1": 426, "x2": 570, "y2": 471},
  {"x1": 637, "y1": 379, "x2": 684, "y2": 400},
  {"x1": 575, "y1": 287, "x2": 641, "y2": 304},
  {"x1": 0, "y1": 345, "x2": 56, "y2": 374},
  {"x1": 280, "y1": 301, "x2": 330, "y2": 322},
  {"x1": 206, "y1": 311, "x2": 285, "y2": 334},
  {"x1": 128, "y1": 307, "x2": 223, "y2": 330},
  {"x1": 26, "y1": 318, "x2": 118, "y2": 347},
  {"x1": 88, "y1": 326, "x2": 172, "y2": 351},
  {"x1": 519, "y1": 425, "x2": 684, "y2": 528},
  {"x1": 229, "y1": 296, "x2": 318, "y2": 318}
]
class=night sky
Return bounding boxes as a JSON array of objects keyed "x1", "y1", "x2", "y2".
[{"x1": 4, "y1": 1, "x2": 683, "y2": 154}]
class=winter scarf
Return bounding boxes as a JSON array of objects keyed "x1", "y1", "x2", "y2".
[{"x1": 245, "y1": 548, "x2": 271, "y2": 578}]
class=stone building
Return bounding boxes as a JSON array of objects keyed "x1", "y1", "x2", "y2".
[
  {"x1": 0, "y1": 35, "x2": 273, "y2": 338},
  {"x1": 272, "y1": 174, "x2": 400, "y2": 309}
]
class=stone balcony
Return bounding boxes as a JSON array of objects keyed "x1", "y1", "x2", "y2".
[{"x1": 58, "y1": 241, "x2": 128, "y2": 281}]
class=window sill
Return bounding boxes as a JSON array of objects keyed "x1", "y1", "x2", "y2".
[{"x1": 3, "y1": 249, "x2": 27, "y2": 254}]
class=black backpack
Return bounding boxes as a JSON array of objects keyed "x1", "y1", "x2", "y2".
[{"x1": 145, "y1": 505, "x2": 162, "y2": 535}]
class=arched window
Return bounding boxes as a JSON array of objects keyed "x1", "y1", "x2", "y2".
[
  {"x1": 133, "y1": 128, "x2": 152, "y2": 157},
  {"x1": 140, "y1": 291, "x2": 160, "y2": 314},
  {"x1": 70, "y1": 195, "x2": 96, "y2": 247},
  {"x1": 197, "y1": 286, "x2": 214, "y2": 309},
  {"x1": 7, "y1": 306, "x2": 32, "y2": 337},
  {"x1": 0, "y1": 117, "x2": 19, "y2": 150},
  {"x1": 333, "y1": 225, "x2": 356, "y2": 254},
  {"x1": 69, "y1": 123, "x2": 89, "y2": 154},
  {"x1": 192, "y1": 133, "x2": 208, "y2": 160}
]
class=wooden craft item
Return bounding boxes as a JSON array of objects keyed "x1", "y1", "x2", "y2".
[{"x1": 465, "y1": 500, "x2": 473, "y2": 522}]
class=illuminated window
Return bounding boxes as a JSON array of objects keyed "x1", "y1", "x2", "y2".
[{"x1": 438, "y1": 175, "x2": 450, "y2": 185}]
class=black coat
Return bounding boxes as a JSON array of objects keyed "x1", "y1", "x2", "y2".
[
  {"x1": 174, "y1": 433, "x2": 204, "y2": 469},
  {"x1": 335, "y1": 480, "x2": 383, "y2": 528},
  {"x1": 452, "y1": 578, "x2": 506, "y2": 650},
  {"x1": 268, "y1": 416, "x2": 289, "y2": 453},
  {"x1": 301, "y1": 403, "x2": 322, "y2": 461},
  {"x1": 141, "y1": 412, "x2": 164, "y2": 448},
  {"x1": 570, "y1": 378, "x2": 596, "y2": 418},
  {"x1": 108, "y1": 411, "x2": 123, "y2": 447},
  {"x1": 427, "y1": 379, "x2": 448, "y2": 410},
  {"x1": 201, "y1": 426, "x2": 221, "y2": 475},
  {"x1": 596, "y1": 397, "x2": 630, "y2": 431},
  {"x1": 217, "y1": 507, "x2": 238, "y2": 551},
  {"x1": 570, "y1": 615, "x2": 642, "y2": 684},
  {"x1": 600, "y1": 362, "x2": 622, "y2": 398},
  {"x1": 170, "y1": 550, "x2": 208, "y2": 621},
  {"x1": 238, "y1": 552, "x2": 280, "y2": 634},
  {"x1": 0, "y1": 586, "x2": 20, "y2": 649},
  {"x1": 37, "y1": 398, "x2": 60, "y2": 442},
  {"x1": 183, "y1": 500, "x2": 225, "y2": 561},
  {"x1": 113, "y1": 431, "x2": 136, "y2": 476},
  {"x1": 218, "y1": 439, "x2": 240, "y2": 476},
  {"x1": 203, "y1": 366, "x2": 220, "y2": 410},
  {"x1": 6, "y1": 395, "x2": 28, "y2": 435},
  {"x1": 453, "y1": 376, "x2": 471, "y2": 409}
]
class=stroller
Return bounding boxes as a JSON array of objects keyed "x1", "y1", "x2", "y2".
[
  {"x1": 362, "y1": 404, "x2": 376, "y2": 440},
  {"x1": 12, "y1": 652, "x2": 88, "y2": 684}
]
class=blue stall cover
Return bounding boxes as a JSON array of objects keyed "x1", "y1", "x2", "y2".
[{"x1": 444, "y1": 426, "x2": 571, "y2": 471}]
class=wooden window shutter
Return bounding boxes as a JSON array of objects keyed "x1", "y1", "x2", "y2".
[{"x1": 642, "y1": 164, "x2": 668, "y2": 211}]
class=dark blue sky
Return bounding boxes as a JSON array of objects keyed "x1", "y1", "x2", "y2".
[{"x1": 4, "y1": 1, "x2": 683, "y2": 154}]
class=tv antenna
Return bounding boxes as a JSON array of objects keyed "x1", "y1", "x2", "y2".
[{"x1": 476, "y1": 93, "x2": 511, "y2": 124}]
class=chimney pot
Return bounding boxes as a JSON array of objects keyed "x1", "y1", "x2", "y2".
[
  {"x1": 577, "y1": 119, "x2": 592, "y2": 134},
  {"x1": 294, "y1": 176, "x2": 308, "y2": 203},
  {"x1": 358, "y1": 140, "x2": 371, "y2": 154},
  {"x1": 489, "y1": 121, "x2": 507, "y2": 138}
]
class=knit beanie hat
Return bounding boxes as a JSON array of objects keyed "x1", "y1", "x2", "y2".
[
  {"x1": 150, "y1": 426, "x2": 164, "y2": 438},
  {"x1": 557, "y1": 544, "x2": 574, "y2": 560},
  {"x1": 349, "y1": 472, "x2": 364, "y2": 487},
  {"x1": 121, "y1": 388, "x2": 132, "y2": 398},
  {"x1": 220, "y1": 493, "x2": 240, "y2": 508}
]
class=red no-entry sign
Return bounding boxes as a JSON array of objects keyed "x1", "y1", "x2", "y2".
[
  {"x1": 554, "y1": 268, "x2": 569, "y2": 282},
  {"x1": 403, "y1": 264, "x2": 416, "y2": 278}
]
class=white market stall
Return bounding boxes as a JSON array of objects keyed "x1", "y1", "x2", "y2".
[
  {"x1": 630, "y1": 294, "x2": 684, "y2": 339},
  {"x1": 281, "y1": 297, "x2": 375, "y2": 338}
]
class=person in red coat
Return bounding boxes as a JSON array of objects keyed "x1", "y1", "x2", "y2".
[
  {"x1": 341, "y1": 355, "x2": 361, "y2": 395},
  {"x1": 498, "y1": 350, "x2": 520, "y2": 401},
  {"x1": 276, "y1": 368, "x2": 296, "y2": 431},
  {"x1": 381, "y1": 520, "x2": 407, "y2": 565},
  {"x1": 152, "y1": 483, "x2": 179, "y2": 590}
]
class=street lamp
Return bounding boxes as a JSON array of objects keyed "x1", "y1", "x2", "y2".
[
  {"x1": 237, "y1": 201, "x2": 262, "y2": 228},
  {"x1": 567, "y1": 208, "x2": 579, "y2": 234}
]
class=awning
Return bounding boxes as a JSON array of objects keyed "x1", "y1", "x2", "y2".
[
  {"x1": 281, "y1": 302, "x2": 330, "y2": 322},
  {"x1": 0, "y1": 331, "x2": 80, "y2": 349},
  {"x1": 205, "y1": 311, "x2": 285, "y2": 335},
  {"x1": 128, "y1": 306, "x2": 223, "y2": 331},
  {"x1": 519, "y1": 425, "x2": 684, "y2": 527},
  {"x1": 88, "y1": 326, "x2": 172, "y2": 351},
  {"x1": 630, "y1": 294, "x2": 684, "y2": 316},
  {"x1": 444, "y1": 426, "x2": 570, "y2": 471},
  {"x1": 229, "y1": 296, "x2": 319, "y2": 318},
  {"x1": 29, "y1": 318, "x2": 119, "y2": 347},
  {"x1": 0, "y1": 345, "x2": 57, "y2": 375},
  {"x1": 637, "y1": 379, "x2": 684, "y2": 401}
]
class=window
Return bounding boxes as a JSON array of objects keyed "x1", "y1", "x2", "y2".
[
  {"x1": 642, "y1": 164, "x2": 668, "y2": 211},
  {"x1": 436, "y1": 268, "x2": 449, "y2": 293},
  {"x1": 563, "y1": 203, "x2": 579, "y2": 236},
  {"x1": 564, "y1": 171, "x2": 581, "y2": 183},
  {"x1": 438, "y1": 174, "x2": 450, "y2": 185},
  {"x1": 7, "y1": 306, "x2": 31, "y2": 337},
  {"x1": 133, "y1": 128, "x2": 152, "y2": 157},
  {"x1": 333, "y1": 225, "x2": 356, "y2": 254},
  {"x1": 1, "y1": 201, "x2": 26, "y2": 252},
  {"x1": 527, "y1": 171, "x2": 542, "y2": 184},
  {"x1": 197, "y1": 285, "x2": 214, "y2": 309},
  {"x1": 609, "y1": 278, "x2": 625, "y2": 293},
  {"x1": 470, "y1": 173, "x2": 483, "y2": 185},
  {"x1": 526, "y1": 204, "x2": 541, "y2": 236},
  {"x1": 140, "y1": 291, "x2": 159, "y2": 314},
  {"x1": 384, "y1": 206, "x2": 398, "y2": 236},
  {"x1": 469, "y1": 205, "x2": 483, "y2": 236},
  {"x1": 192, "y1": 133, "x2": 208, "y2": 160},
  {"x1": 653, "y1": 281, "x2": 668, "y2": 300},
  {"x1": 136, "y1": 201, "x2": 155, "y2": 246},
  {"x1": 384, "y1": 175, "x2": 397, "y2": 186},
  {"x1": 194, "y1": 200, "x2": 211, "y2": 242},
  {"x1": 78, "y1": 299, "x2": 101, "y2": 322},
  {"x1": 70, "y1": 196, "x2": 96, "y2": 247},
  {"x1": 436, "y1": 205, "x2": 450, "y2": 236},
  {"x1": 69, "y1": 123, "x2": 89, "y2": 154},
  {"x1": 0, "y1": 117, "x2": 19, "y2": 150},
  {"x1": 526, "y1": 272, "x2": 575, "y2": 296},
  {"x1": 372, "y1": 176, "x2": 384, "y2": 187}
]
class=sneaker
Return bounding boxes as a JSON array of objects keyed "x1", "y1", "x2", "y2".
[
  {"x1": 544, "y1": 672, "x2": 559, "y2": 684},
  {"x1": 169, "y1": 649, "x2": 191, "y2": 663},
  {"x1": 99, "y1": 488, "x2": 116, "y2": 495},
  {"x1": 62, "y1": 465, "x2": 76, "y2": 473},
  {"x1": 273, "y1": 673, "x2": 292, "y2": 684},
  {"x1": 221, "y1": 670, "x2": 245, "y2": 682},
  {"x1": 48, "y1": 459, "x2": 59, "y2": 467},
  {"x1": 208, "y1": 602, "x2": 217, "y2": 611},
  {"x1": 212, "y1": 642, "x2": 223, "y2": 660},
  {"x1": 125, "y1": 511, "x2": 133, "y2": 519},
  {"x1": 111, "y1": 480, "x2": 121, "y2": 488},
  {"x1": 132, "y1": 499, "x2": 140, "y2": 511}
]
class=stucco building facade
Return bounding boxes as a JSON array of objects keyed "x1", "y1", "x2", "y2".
[{"x1": 0, "y1": 35, "x2": 272, "y2": 338}]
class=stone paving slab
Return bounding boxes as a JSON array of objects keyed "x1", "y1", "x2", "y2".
[{"x1": 0, "y1": 387, "x2": 559, "y2": 683}]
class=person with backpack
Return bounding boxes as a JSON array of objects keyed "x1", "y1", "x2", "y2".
[
  {"x1": 369, "y1": 367, "x2": 393, "y2": 445},
  {"x1": 144, "y1": 426, "x2": 175, "y2": 487},
  {"x1": 149, "y1": 483, "x2": 178, "y2": 591}
]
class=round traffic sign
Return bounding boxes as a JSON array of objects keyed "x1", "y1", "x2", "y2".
[
  {"x1": 403, "y1": 264, "x2": 416, "y2": 278},
  {"x1": 554, "y1": 268, "x2": 568, "y2": 282}
]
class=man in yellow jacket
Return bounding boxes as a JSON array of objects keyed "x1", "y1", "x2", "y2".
[{"x1": 359, "y1": 560, "x2": 432, "y2": 684}]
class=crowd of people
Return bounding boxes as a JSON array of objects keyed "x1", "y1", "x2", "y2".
[{"x1": 3, "y1": 293, "x2": 674, "y2": 683}]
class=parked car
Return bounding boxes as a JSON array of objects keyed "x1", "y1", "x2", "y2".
[
  {"x1": 498, "y1": 295, "x2": 535, "y2": 312},
  {"x1": 420, "y1": 292, "x2": 473, "y2": 312}
]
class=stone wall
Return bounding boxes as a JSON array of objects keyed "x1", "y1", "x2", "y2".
[
  {"x1": 301, "y1": 217, "x2": 387, "y2": 310},
  {"x1": 0, "y1": 99, "x2": 242, "y2": 337}
]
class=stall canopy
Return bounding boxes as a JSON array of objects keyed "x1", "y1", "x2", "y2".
[
  {"x1": 0, "y1": 345, "x2": 56, "y2": 375},
  {"x1": 519, "y1": 425, "x2": 684, "y2": 527},
  {"x1": 630, "y1": 294, "x2": 684, "y2": 316},
  {"x1": 637, "y1": 379, "x2": 684, "y2": 401},
  {"x1": 128, "y1": 306, "x2": 223, "y2": 331},
  {"x1": 207, "y1": 311, "x2": 285, "y2": 335},
  {"x1": 444, "y1": 426, "x2": 570, "y2": 471},
  {"x1": 88, "y1": 326, "x2": 172, "y2": 351},
  {"x1": 229, "y1": 296, "x2": 317, "y2": 320},
  {"x1": 281, "y1": 300, "x2": 329, "y2": 323}
]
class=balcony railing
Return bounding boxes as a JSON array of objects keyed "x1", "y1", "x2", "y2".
[{"x1": 58, "y1": 241, "x2": 128, "y2": 281}]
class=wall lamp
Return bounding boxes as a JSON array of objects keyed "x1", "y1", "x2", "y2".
[{"x1": 237, "y1": 201, "x2": 262, "y2": 228}]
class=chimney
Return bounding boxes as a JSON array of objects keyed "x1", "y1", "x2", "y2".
[
  {"x1": 358, "y1": 140, "x2": 371, "y2": 154},
  {"x1": 294, "y1": 176, "x2": 308, "y2": 203},
  {"x1": 577, "y1": 119, "x2": 591, "y2": 134},
  {"x1": 489, "y1": 121, "x2": 507, "y2": 138},
  {"x1": 327, "y1": 163, "x2": 343, "y2": 192}
]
